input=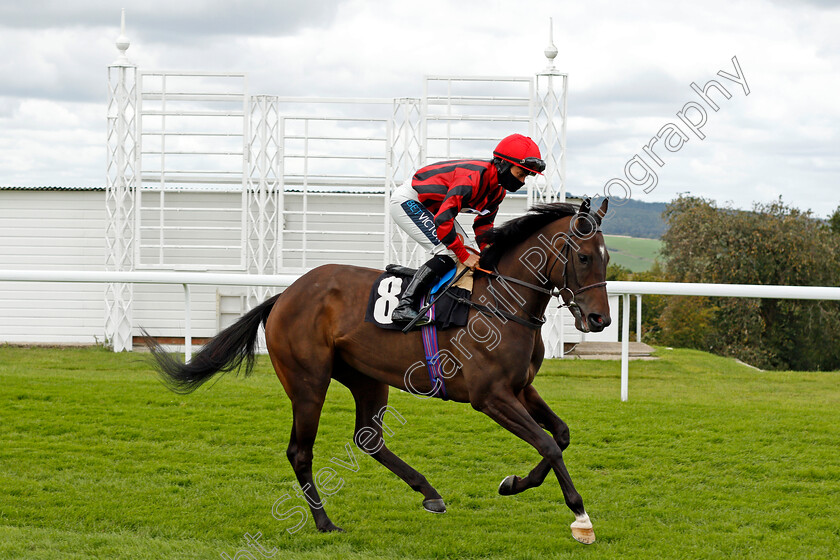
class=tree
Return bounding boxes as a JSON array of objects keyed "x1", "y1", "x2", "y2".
[
  {"x1": 657, "y1": 196, "x2": 840, "y2": 370},
  {"x1": 829, "y1": 205, "x2": 840, "y2": 236}
]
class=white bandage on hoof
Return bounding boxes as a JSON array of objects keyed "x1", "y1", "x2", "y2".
[
  {"x1": 570, "y1": 512, "x2": 595, "y2": 545},
  {"x1": 570, "y1": 512, "x2": 592, "y2": 529}
]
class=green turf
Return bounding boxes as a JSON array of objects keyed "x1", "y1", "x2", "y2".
[
  {"x1": 1, "y1": 345, "x2": 839, "y2": 559},
  {"x1": 603, "y1": 235, "x2": 662, "y2": 272}
]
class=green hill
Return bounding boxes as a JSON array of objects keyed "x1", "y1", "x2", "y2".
[
  {"x1": 603, "y1": 235, "x2": 661, "y2": 272},
  {"x1": 570, "y1": 194, "x2": 667, "y2": 239}
]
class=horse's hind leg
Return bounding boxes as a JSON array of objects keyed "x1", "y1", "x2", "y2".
[
  {"x1": 335, "y1": 367, "x2": 446, "y2": 513},
  {"x1": 271, "y1": 342, "x2": 342, "y2": 532},
  {"x1": 285, "y1": 392, "x2": 345, "y2": 532}
]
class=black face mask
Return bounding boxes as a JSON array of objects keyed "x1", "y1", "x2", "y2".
[
  {"x1": 499, "y1": 167, "x2": 525, "y2": 192},
  {"x1": 494, "y1": 158, "x2": 526, "y2": 192}
]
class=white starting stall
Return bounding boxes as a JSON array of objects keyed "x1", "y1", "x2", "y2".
[{"x1": 1, "y1": 15, "x2": 618, "y2": 355}]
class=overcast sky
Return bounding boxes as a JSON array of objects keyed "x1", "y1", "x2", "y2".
[{"x1": 0, "y1": 0, "x2": 838, "y2": 216}]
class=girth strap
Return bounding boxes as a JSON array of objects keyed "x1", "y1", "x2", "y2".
[{"x1": 419, "y1": 295, "x2": 448, "y2": 399}]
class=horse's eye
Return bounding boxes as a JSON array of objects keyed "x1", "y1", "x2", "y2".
[{"x1": 578, "y1": 254, "x2": 589, "y2": 264}]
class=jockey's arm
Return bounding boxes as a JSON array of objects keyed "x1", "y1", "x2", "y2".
[{"x1": 434, "y1": 187, "x2": 471, "y2": 263}]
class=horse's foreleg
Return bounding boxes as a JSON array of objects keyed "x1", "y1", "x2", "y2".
[
  {"x1": 475, "y1": 390, "x2": 595, "y2": 545},
  {"x1": 337, "y1": 370, "x2": 446, "y2": 513},
  {"x1": 499, "y1": 385, "x2": 570, "y2": 496}
]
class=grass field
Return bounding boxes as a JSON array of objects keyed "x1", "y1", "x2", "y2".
[
  {"x1": 1, "y1": 345, "x2": 839, "y2": 559},
  {"x1": 603, "y1": 235, "x2": 662, "y2": 272}
]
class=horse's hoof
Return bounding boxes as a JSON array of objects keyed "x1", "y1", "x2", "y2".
[
  {"x1": 571, "y1": 526, "x2": 596, "y2": 545},
  {"x1": 422, "y1": 498, "x2": 446, "y2": 513},
  {"x1": 317, "y1": 522, "x2": 344, "y2": 533},
  {"x1": 498, "y1": 475, "x2": 517, "y2": 496}
]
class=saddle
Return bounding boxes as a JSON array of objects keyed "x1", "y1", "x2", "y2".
[{"x1": 364, "y1": 264, "x2": 472, "y2": 332}]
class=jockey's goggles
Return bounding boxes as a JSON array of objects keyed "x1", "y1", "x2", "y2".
[
  {"x1": 517, "y1": 157, "x2": 546, "y2": 176},
  {"x1": 494, "y1": 153, "x2": 546, "y2": 176}
]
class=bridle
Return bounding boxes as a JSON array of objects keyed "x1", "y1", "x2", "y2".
[
  {"x1": 467, "y1": 225, "x2": 607, "y2": 329},
  {"x1": 545, "y1": 230, "x2": 608, "y2": 313}
]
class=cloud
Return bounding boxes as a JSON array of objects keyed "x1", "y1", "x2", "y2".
[
  {"x1": 0, "y1": 0, "x2": 838, "y2": 217},
  {"x1": 0, "y1": 28, "x2": 112, "y2": 103},
  {"x1": 0, "y1": 100, "x2": 102, "y2": 186},
  {"x1": 0, "y1": 1, "x2": 342, "y2": 38}
]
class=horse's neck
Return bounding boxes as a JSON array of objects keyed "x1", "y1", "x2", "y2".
[{"x1": 487, "y1": 241, "x2": 554, "y2": 320}]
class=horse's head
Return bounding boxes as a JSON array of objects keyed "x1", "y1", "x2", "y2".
[
  {"x1": 546, "y1": 198, "x2": 611, "y2": 333},
  {"x1": 478, "y1": 198, "x2": 612, "y2": 333}
]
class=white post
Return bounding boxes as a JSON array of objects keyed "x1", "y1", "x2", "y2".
[
  {"x1": 636, "y1": 294, "x2": 642, "y2": 342},
  {"x1": 385, "y1": 116, "x2": 394, "y2": 268},
  {"x1": 246, "y1": 95, "x2": 281, "y2": 308},
  {"x1": 621, "y1": 293, "x2": 630, "y2": 402},
  {"x1": 302, "y1": 119, "x2": 309, "y2": 270},
  {"x1": 105, "y1": 9, "x2": 137, "y2": 352},
  {"x1": 533, "y1": 17, "x2": 570, "y2": 358},
  {"x1": 386, "y1": 97, "x2": 422, "y2": 266},
  {"x1": 184, "y1": 284, "x2": 192, "y2": 362},
  {"x1": 532, "y1": 17, "x2": 568, "y2": 205},
  {"x1": 559, "y1": 308, "x2": 565, "y2": 358}
]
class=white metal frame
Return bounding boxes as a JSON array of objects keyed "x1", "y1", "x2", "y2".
[
  {"x1": 136, "y1": 70, "x2": 249, "y2": 271},
  {"x1": 103, "y1": 15, "x2": 571, "y2": 355},
  {"x1": 422, "y1": 75, "x2": 534, "y2": 161},
  {"x1": 386, "y1": 74, "x2": 541, "y2": 270},
  {"x1": 272, "y1": 97, "x2": 393, "y2": 270},
  {"x1": 386, "y1": 97, "x2": 423, "y2": 267}
]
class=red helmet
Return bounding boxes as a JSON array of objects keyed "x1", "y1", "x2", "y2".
[{"x1": 493, "y1": 134, "x2": 546, "y2": 175}]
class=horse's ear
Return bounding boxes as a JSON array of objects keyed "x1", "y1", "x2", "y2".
[
  {"x1": 594, "y1": 198, "x2": 608, "y2": 225},
  {"x1": 572, "y1": 197, "x2": 596, "y2": 237},
  {"x1": 579, "y1": 198, "x2": 591, "y2": 215}
]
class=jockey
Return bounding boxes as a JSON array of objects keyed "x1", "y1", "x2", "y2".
[{"x1": 390, "y1": 133, "x2": 546, "y2": 325}]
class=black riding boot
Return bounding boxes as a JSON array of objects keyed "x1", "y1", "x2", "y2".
[{"x1": 391, "y1": 255, "x2": 454, "y2": 325}]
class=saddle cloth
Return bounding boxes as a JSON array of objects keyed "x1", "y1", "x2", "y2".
[{"x1": 364, "y1": 265, "x2": 472, "y2": 331}]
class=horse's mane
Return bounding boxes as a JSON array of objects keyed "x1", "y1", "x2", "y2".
[{"x1": 477, "y1": 202, "x2": 579, "y2": 269}]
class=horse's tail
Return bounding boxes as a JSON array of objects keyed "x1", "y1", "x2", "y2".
[{"x1": 143, "y1": 293, "x2": 282, "y2": 394}]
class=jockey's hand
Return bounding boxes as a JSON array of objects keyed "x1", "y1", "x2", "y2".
[{"x1": 464, "y1": 254, "x2": 480, "y2": 270}]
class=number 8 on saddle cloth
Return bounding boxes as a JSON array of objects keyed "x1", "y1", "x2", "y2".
[{"x1": 364, "y1": 265, "x2": 470, "y2": 332}]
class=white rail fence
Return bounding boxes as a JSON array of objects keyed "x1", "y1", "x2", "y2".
[
  {"x1": 608, "y1": 281, "x2": 840, "y2": 402},
  {"x1": 0, "y1": 270, "x2": 298, "y2": 361},
  {"x1": 3, "y1": 271, "x2": 839, "y2": 402}
]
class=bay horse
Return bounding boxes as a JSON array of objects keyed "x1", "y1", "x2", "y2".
[{"x1": 147, "y1": 198, "x2": 611, "y2": 545}]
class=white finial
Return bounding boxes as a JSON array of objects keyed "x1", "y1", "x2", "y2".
[
  {"x1": 113, "y1": 9, "x2": 133, "y2": 66},
  {"x1": 544, "y1": 17, "x2": 559, "y2": 73}
]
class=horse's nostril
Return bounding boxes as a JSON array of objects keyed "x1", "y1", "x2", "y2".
[{"x1": 587, "y1": 314, "x2": 610, "y2": 330}]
